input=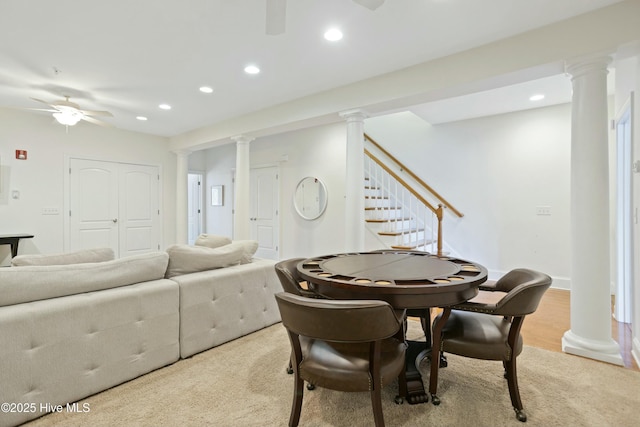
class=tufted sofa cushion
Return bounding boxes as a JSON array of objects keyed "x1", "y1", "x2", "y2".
[
  {"x1": 0, "y1": 252, "x2": 169, "y2": 307},
  {"x1": 11, "y1": 247, "x2": 115, "y2": 266},
  {"x1": 0, "y1": 277, "x2": 179, "y2": 427},
  {"x1": 173, "y1": 258, "x2": 281, "y2": 358}
]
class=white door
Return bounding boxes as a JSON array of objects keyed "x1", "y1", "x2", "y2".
[
  {"x1": 69, "y1": 159, "x2": 160, "y2": 257},
  {"x1": 69, "y1": 159, "x2": 119, "y2": 253},
  {"x1": 119, "y1": 163, "x2": 160, "y2": 257},
  {"x1": 250, "y1": 166, "x2": 279, "y2": 260},
  {"x1": 187, "y1": 173, "x2": 203, "y2": 245}
]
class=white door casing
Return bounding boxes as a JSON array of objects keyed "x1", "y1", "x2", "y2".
[{"x1": 250, "y1": 166, "x2": 279, "y2": 260}]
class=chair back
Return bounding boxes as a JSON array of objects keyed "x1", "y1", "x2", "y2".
[
  {"x1": 275, "y1": 258, "x2": 312, "y2": 296},
  {"x1": 275, "y1": 292, "x2": 402, "y2": 343},
  {"x1": 492, "y1": 268, "x2": 552, "y2": 316}
]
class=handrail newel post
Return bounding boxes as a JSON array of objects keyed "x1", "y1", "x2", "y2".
[{"x1": 436, "y1": 204, "x2": 444, "y2": 257}]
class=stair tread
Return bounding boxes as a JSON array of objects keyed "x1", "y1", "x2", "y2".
[{"x1": 379, "y1": 227, "x2": 425, "y2": 236}]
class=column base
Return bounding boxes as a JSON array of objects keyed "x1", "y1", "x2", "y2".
[{"x1": 562, "y1": 330, "x2": 623, "y2": 366}]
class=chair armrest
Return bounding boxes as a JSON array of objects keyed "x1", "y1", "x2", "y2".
[
  {"x1": 451, "y1": 300, "x2": 498, "y2": 314},
  {"x1": 478, "y1": 279, "x2": 498, "y2": 291}
]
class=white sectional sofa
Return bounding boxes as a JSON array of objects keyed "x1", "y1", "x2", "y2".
[{"x1": 0, "y1": 239, "x2": 281, "y2": 427}]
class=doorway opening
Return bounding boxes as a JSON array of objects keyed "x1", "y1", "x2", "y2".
[
  {"x1": 188, "y1": 172, "x2": 203, "y2": 245},
  {"x1": 614, "y1": 94, "x2": 634, "y2": 324}
]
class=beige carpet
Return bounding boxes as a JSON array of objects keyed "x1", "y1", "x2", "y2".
[{"x1": 26, "y1": 321, "x2": 639, "y2": 427}]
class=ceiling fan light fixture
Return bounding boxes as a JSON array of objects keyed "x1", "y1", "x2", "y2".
[{"x1": 53, "y1": 110, "x2": 83, "y2": 126}]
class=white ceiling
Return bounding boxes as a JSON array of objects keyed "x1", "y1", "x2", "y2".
[{"x1": 0, "y1": 0, "x2": 624, "y2": 137}]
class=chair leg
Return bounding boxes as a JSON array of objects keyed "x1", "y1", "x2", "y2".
[
  {"x1": 504, "y1": 358, "x2": 527, "y2": 422},
  {"x1": 289, "y1": 372, "x2": 304, "y2": 427},
  {"x1": 370, "y1": 385, "x2": 385, "y2": 427}
]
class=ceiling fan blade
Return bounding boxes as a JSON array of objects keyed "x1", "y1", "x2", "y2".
[
  {"x1": 16, "y1": 107, "x2": 58, "y2": 113},
  {"x1": 30, "y1": 97, "x2": 55, "y2": 107},
  {"x1": 353, "y1": 0, "x2": 385, "y2": 11},
  {"x1": 266, "y1": 0, "x2": 286, "y2": 35},
  {"x1": 82, "y1": 115, "x2": 113, "y2": 127},
  {"x1": 80, "y1": 109, "x2": 113, "y2": 117}
]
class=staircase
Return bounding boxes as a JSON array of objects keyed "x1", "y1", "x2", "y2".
[{"x1": 363, "y1": 134, "x2": 462, "y2": 255}]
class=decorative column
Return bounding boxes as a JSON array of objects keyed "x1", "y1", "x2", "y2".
[
  {"x1": 174, "y1": 149, "x2": 191, "y2": 244},
  {"x1": 340, "y1": 109, "x2": 368, "y2": 252},
  {"x1": 232, "y1": 135, "x2": 254, "y2": 240},
  {"x1": 562, "y1": 56, "x2": 623, "y2": 365}
]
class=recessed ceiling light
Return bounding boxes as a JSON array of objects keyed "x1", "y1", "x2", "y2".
[
  {"x1": 529, "y1": 94, "x2": 545, "y2": 101},
  {"x1": 244, "y1": 65, "x2": 260, "y2": 75},
  {"x1": 136, "y1": 116, "x2": 148, "y2": 121},
  {"x1": 159, "y1": 103, "x2": 172, "y2": 110},
  {"x1": 199, "y1": 86, "x2": 214, "y2": 93},
  {"x1": 324, "y1": 28, "x2": 343, "y2": 41}
]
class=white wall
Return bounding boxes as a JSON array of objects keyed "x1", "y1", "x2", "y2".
[
  {"x1": 0, "y1": 108, "x2": 177, "y2": 265},
  {"x1": 365, "y1": 105, "x2": 573, "y2": 287},
  {"x1": 195, "y1": 122, "x2": 348, "y2": 259},
  {"x1": 194, "y1": 104, "x2": 574, "y2": 288}
]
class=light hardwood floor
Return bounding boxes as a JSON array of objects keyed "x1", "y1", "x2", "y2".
[{"x1": 521, "y1": 288, "x2": 638, "y2": 371}]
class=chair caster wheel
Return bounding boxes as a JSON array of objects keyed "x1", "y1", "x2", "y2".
[
  {"x1": 286, "y1": 367, "x2": 293, "y2": 374},
  {"x1": 515, "y1": 409, "x2": 527, "y2": 422},
  {"x1": 430, "y1": 395, "x2": 440, "y2": 406},
  {"x1": 394, "y1": 395, "x2": 404, "y2": 405},
  {"x1": 307, "y1": 383, "x2": 316, "y2": 390}
]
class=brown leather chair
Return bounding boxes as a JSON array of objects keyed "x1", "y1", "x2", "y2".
[
  {"x1": 275, "y1": 292, "x2": 407, "y2": 427},
  {"x1": 434, "y1": 268, "x2": 552, "y2": 422},
  {"x1": 275, "y1": 258, "x2": 324, "y2": 298},
  {"x1": 275, "y1": 258, "x2": 326, "y2": 374}
]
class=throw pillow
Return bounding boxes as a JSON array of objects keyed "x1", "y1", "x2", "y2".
[
  {"x1": 194, "y1": 234, "x2": 232, "y2": 249},
  {"x1": 11, "y1": 248, "x2": 115, "y2": 267},
  {"x1": 228, "y1": 240, "x2": 259, "y2": 264},
  {"x1": 165, "y1": 244, "x2": 245, "y2": 278}
]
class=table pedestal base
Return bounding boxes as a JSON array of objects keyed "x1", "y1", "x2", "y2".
[
  {"x1": 402, "y1": 340, "x2": 431, "y2": 404},
  {"x1": 397, "y1": 307, "x2": 451, "y2": 405}
]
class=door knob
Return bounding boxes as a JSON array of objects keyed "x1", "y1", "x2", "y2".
[{"x1": 112, "y1": 218, "x2": 118, "y2": 223}]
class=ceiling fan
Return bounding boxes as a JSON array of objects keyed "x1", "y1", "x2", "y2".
[
  {"x1": 266, "y1": 0, "x2": 385, "y2": 35},
  {"x1": 24, "y1": 96, "x2": 113, "y2": 127}
]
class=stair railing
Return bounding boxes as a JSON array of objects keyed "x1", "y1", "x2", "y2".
[{"x1": 364, "y1": 134, "x2": 463, "y2": 256}]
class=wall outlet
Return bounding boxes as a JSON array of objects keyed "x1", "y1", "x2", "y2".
[
  {"x1": 536, "y1": 206, "x2": 552, "y2": 216},
  {"x1": 42, "y1": 207, "x2": 60, "y2": 215}
]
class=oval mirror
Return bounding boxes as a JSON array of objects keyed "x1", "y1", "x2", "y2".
[{"x1": 294, "y1": 177, "x2": 328, "y2": 220}]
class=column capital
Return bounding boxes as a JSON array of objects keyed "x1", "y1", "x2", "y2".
[
  {"x1": 339, "y1": 109, "x2": 369, "y2": 123},
  {"x1": 565, "y1": 54, "x2": 612, "y2": 79},
  {"x1": 172, "y1": 149, "x2": 192, "y2": 157},
  {"x1": 231, "y1": 135, "x2": 255, "y2": 145}
]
